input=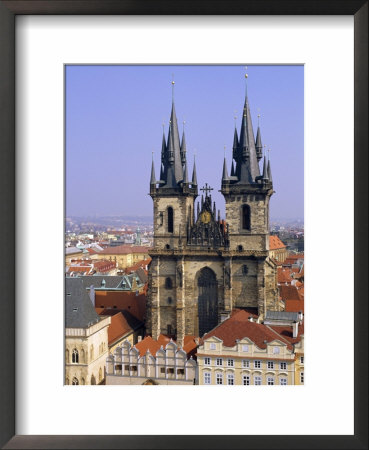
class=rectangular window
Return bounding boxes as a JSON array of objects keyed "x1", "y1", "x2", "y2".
[
  {"x1": 300, "y1": 356, "x2": 304, "y2": 364},
  {"x1": 204, "y1": 357, "x2": 211, "y2": 365},
  {"x1": 204, "y1": 372, "x2": 211, "y2": 385},
  {"x1": 243, "y1": 375, "x2": 250, "y2": 385},
  {"x1": 227, "y1": 359, "x2": 234, "y2": 367},
  {"x1": 300, "y1": 372, "x2": 304, "y2": 384},
  {"x1": 280, "y1": 362, "x2": 287, "y2": 370},
  {"x1": 216, "y1": 358, "x2": 223, "y2": 366},
  {"x1": 280, "y1": 378, "x2": 288, "y2": 385},
  {"x1": 160, "y1": 367, "x2": 165, "y2": 374},
  {"x1": 267, "y1": 377, "x2": 275, "y2": 385},
  {"x1": 254, "y1": 376, "x2": 262, "y2": 385},
  {"x1": 242, "y1": 360, "x2": 250, "y2": 368},
  {"x1": 242, "y1": 345, "x2": 249, "y2": 352},
  {"x1": 227, "y1": 374, "x2": 234, "y2": 385},
  {"x1": 254, "y1": 360, "x2": 261, "y2": 369},
  {"x1": 273, "y1": 347, "x2": 280, "y2": 354},
  {"x1": 177, "y1": 369, "x2": 184, "y2": 375},
  {"x1": 267, "y1": 361, "x2": 274, "y2": 369},
  {"x1": 167, "y1": 368, "x2": 174, "y2": 374},
  {"x1": 130, "y1": 366, "x2": 137, "y2": 372},
  {"x1": 210, "y1": 343, "x2": 216, "y2": 350},
  {"x1": 216, "y1": 373, "x2": 223, "y2": 385},
  {"x1": 124, "y1": 365, "x2": 130, "y2": 371}
]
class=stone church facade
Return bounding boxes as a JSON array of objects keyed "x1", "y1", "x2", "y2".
[{"x1": 147, "y1": 84, "x2": 279, "y2": 346}]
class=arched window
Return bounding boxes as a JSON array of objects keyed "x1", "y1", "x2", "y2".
[
  {"x1": 237, "y1": 245, "x2": 243, "y2": 252},
  {"x1": 165, "y1": 244, "x2": 171, "y2": 250},
  {"x1": 167, "y1": 207, "x2": 174, "y2": 233},
  {"x1": 165, "y1": 277, "x2": 173, "y2": 289},
  {"x1": 242, "y1": 204, "x2": 251, "y2": 230},
  {"x1": 90, "y1": 345, "x2": 94, "y2": 361},
  {"x1": 72, "y1": 348, "x2": 79, "y2": 364},
  {"x1": 167, "y1": 297, "x2": 173, "y2": 305},
  {"x1": 81, "y1": 348, "x2": 85, "y2": 363},
  {"x1": 91, "y1": 375, "x2": 96, "y2": 385},
  {"x1": 72, "y1": 377, "x2": 79, "y2": 385},
  {"x1": 242, "y1": 264, "x2": 248, "y2": 275},
  {"x1": 99, "y1": 367, "x2": 103, "y2": 382}
]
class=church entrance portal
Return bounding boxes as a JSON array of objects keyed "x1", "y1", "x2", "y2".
[{"x1": 197, "y1": 268, "x2": 218, "y2": 337}]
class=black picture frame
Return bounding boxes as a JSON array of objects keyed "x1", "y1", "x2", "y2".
[{"x1": 0, "y1": 1, "x2": 367, "y2": 449}]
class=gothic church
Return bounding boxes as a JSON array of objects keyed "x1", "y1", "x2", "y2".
[{"x1": 147, "y1": 82, "x2": 279, "y2": 346}]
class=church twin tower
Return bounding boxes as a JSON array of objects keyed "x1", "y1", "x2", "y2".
[{"x1": 147, "y1": 80, "x2": 279, "y2": 345}]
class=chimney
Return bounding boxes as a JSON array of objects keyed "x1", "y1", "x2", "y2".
[
  {"x1": 298, "y1": 311, "x2": 303, "y2": 322},
  {"x1": 292, "y1": 321, "x2": 299, "y2": 338},
  {"x1": 138, "y1": 336, "x2": 142, "y2": 342}
]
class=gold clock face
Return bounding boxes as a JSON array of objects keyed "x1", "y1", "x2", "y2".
[{"x1": 200, "y1": 211, "x2": 211, "y2": 224}]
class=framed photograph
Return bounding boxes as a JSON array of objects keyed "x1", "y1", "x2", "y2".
[{"x1": 0, "y1": 1, "x2": 367, "y2": 449}]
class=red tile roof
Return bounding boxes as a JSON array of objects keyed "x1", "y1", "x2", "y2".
[
  {"x1": 98, "y1": 245, "x2": 152, "y2": 255},
  {"x1": 269, "y1": 235, "x2": 286, "y2": 250},
  {"x1": 94, "y1": 291, "x2": 146, "y2": 322},
  {"x1": 203, "y1": 309, "x2": 293, "y2": 350},
  {"x1": 107, "y1": 312, "x2": 134, "y2": 346},
  {"x1": 270, "y1": 323, "x2": 304, "y2": 345},
  {"x1": 277, "y1": 267, "x2": 293, "y2": 284},
  {"x1": 134, "y1": 334, "x2": 172, "y2": 357},
  {"x1": 134, "y1": 334, "x2": 198, "y2": 358},
  {"x1": 124, "y1": 258, "x2": 152, "y2": 274},
  {"x1": 279, "y1": 284, "x2": 302, "y2": 301},
  {"x1": 284, "y1": 299, "x2": 305, "y2": 313}
]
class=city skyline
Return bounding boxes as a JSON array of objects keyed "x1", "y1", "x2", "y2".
[{"x1": 66, "y1": 65, "x2": 304, "y2": 220}]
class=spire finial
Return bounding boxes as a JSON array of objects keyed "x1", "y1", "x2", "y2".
[
  {"x1": 268, "y1": 147, "x2": 271, "y2": 160},
  {"x1": 152, "y1": 151, "x2": 154, "y2": 161},
  {"x1": 224, "y1": 145, "x2": 226, "y2": 157},
  {"x1": 183, "y1": 120, "x2": 186, "y2": 133},
  {"x1": 234, "y1": 110, "x2": 237, "y2": 128},
  {"x1": 162, "y1": 121, "x2": 165, "y2": 133},
  {"x1": 257, "y1": 109, "x2": 261, "y2": 127},
  {"x1": 244, "y1": 66, "x2": 248, "y2": 98},
  {"x1": 171, "y1": 74, "x2": 175, "y2": 103}
]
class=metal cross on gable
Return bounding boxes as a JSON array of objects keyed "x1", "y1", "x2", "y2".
[{"x1": 200, "y1": 183, "x2": 213, "y2": 197}]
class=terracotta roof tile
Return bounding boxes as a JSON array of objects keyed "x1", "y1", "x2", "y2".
[
  {"x1": 269, "y1": 235, "x2": 286, "y2": 250},
  {"x1": 94, "y1": 291, "x2": 146, "y2": 322},
  {"x1": 203, "y1": 309, "x2": 293, "y2": 350}
]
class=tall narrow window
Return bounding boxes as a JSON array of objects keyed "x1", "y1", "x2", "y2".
[
  {"x1": 167, "y1": 207, "x2": 174, "y2": 233},
  {"x1": 72, "y1": 348, "x2": 79, "y2": 364},
  {"x1": 72, "y1": 377, "x2": 79, "y2": 385},
  {"x1": 242, "y1": 204, "x2": 251, "y2": 230}
]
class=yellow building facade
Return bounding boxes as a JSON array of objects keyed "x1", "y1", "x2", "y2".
[{"x1": 197, "y1": 335, "x2": 296, "y2": 386}]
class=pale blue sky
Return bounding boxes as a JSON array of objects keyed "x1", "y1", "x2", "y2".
[{"x1": 66, "y1": 65, "x2": 304, "y2": 220}]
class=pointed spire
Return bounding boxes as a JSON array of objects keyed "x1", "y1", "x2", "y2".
[
  {"x1": 192, "y1": 156, "x2": 198, "y2": 186},
  {"x1": 150, "y1": 154, "x2": 156, "y2": 185},
  {"x1": 262, "y1": 155, "x2": 268, "y2": 180},
  {"x1": 255, "y1": 115, "x2": 263, "y2": 162},
  {"x1": 222, "y1": 157, "x2": 229, "y2": 181},
  {"x1": 233, "y1": 127, "x2": 239, "y2": 150},
  {"x1": 213, "y1": 201, "x2": 216, "y2": 218},
  {"x1": 183, "y1": 159, "x2": 189, "y2": 183},
  {"x1": 231, "y1": 160, "x2": 235, "y2": 176},
  {"x1": 267, "y1": 148, "x2": 273, "y2": 183},
  {"x1": 180, "y1": 127, "x2": 187, "y2": 165}
]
